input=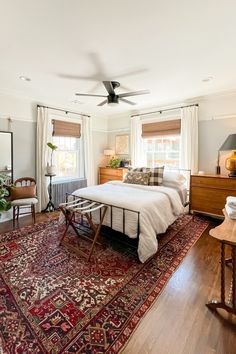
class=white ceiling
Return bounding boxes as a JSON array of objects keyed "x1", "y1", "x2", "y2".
[{"x1": 0, "y1": 0, "x2": 236, "y2": 116}]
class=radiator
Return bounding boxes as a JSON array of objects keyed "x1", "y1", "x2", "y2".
[{"x1": 51, "y1": 178, "x2": 87, "y2": 208}]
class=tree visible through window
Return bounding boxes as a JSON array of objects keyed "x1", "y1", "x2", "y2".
[{"x1": 143, "y1": 135, "x2": 180, "y2": 168}]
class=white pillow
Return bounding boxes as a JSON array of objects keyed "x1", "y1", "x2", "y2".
[{"x1": 162, "y1": 171, "x2": 186, "y2": 187}]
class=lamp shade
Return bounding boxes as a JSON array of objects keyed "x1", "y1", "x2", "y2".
[
  {"x1": 104, "y1": 149, "x2": 115, "y2": 156},
  {"x1": 219, "y1": 134, "x2": 236, "y2": 151}
]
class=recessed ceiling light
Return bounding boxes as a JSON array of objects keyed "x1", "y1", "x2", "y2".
[
  {"x1": 19, "y1": 75, "x2": 31, "y2": 82},
  {"x1": 202, "y1": 76, "x2": 214, "y2": 82}
]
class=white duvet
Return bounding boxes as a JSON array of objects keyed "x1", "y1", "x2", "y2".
[{"x1": 72, "y1": 181, "x2": 184, "y2": 263}]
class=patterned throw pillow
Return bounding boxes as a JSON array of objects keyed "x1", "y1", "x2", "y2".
[
  {"x1": 142, "y1": 166, "x2": 165, "y2": 186},
  {"x1": 123, "y1": 171, "x2": 151, "y2": 185},
  {"x1": 128, "y1": 167, "x2": 143, "y2": 172}
]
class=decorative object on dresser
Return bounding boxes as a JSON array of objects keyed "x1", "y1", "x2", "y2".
[
  {"x1": 107, "y1": 157, "x2": 121, "y2": 169},
  {"x1": 190, "y1": 174, "x2": 236, "y2": 217},
  {"x1": 219, "y1": 134, "x2": 236, "y2": 177},
  {"x1": 99, "y1": 167, "x2": 128, "y2": 184},
  {"x1": 206, "y1": 209, "x2": 236, "y2": 316}
]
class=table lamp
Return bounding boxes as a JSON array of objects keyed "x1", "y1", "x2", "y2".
[{"x1": 219, "y1": 134, "x2": 236, "y2": 177}]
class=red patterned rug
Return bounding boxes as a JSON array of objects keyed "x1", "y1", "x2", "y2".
[{"x1": 0, "y1": 215, "x2": 208, "y2": 353}]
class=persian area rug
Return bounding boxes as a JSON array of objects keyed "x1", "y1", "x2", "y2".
[{"x1": 0, "y1": 215, "x2": 208, "y2": 354}]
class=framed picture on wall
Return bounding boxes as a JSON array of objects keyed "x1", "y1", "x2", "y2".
[{"x1": 115, "y1": 134, "x2": 129, "y2": 155}]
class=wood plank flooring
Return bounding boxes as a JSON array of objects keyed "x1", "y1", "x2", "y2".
[{"x1": 0, "y1": 213, "x2": 235, "y2": 354}]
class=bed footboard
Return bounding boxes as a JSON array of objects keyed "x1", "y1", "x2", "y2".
[{"x1": 65, "y1": 193, "x2": 141, "y2": 238}]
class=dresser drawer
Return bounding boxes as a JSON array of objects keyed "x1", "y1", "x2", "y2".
[
  {"x1": 99, "y1": 177, "x2": 115, "y2": 184},
  {"x1": 100, "y1": 174, "x2": 123, "y2": 183},
  {"x1": 190, "y1": 173, "x2": 236, "y2": 217},
  {"x1": 191, "y1": 176, "x2": 236, "y2": 190},
  {"x1": 190, "y1": 187, "x2": 231, "y2": 216},
  {"x1": 99, "y1": 168, "x2": 124, "y2": 177},
  {"x1": 99, "y1": 168, "x2": 128, "y2": 184}
]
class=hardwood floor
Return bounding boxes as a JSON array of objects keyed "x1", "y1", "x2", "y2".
[{"x1": 0, "y1": 214, "x2": 235, "y2": 354}]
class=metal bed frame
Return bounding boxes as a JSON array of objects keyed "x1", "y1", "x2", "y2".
[
  {"x1": 65, "y1": 194, "x2": 141, "y2": 238},
  {"x1": 64, "y1": 168, "x2": 191, "y2": 241}
]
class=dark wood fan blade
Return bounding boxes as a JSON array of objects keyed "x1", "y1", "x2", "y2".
[
  {"x1": 120, "y1": 98, "x2": 136, "y2": 106},
  {"x1": 103, "y1": 81, "x2": 115, "y2": 95},
  {"x1": 119, "y1": 90, "x2": 150, "y2": 98},
  {"x1": 97, "y1": 100, "x2": 107, "y2": 106},
  {"x1": 75, "y1": 93, "x2": 106, "y2": 97}
]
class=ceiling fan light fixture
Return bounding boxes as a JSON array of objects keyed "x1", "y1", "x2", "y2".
[
  {"x1": 108, "y1": 101, "x2": 119, "y2": 107},
  {"x1": 108, "y1": 95, "x2": 119, "y2": 105},
  {"x1": 75, "y1": 81, "x2": 149, "y2": 106}
]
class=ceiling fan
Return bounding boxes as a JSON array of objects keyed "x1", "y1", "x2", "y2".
[{"x1": 75, "y1": 81, "x2": 150, "y2": 106}]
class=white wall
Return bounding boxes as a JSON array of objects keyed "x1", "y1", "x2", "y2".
[{"x1": 104, "y1": 91, "x2": 236, "y2": 174}]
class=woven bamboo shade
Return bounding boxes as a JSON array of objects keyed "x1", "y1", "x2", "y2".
[
  {"x1": 52, "y1": 120, "x2": 81, "y2": 138},
  {"x1": 142, "y1": 119, "x2": 181, "y2": 138}
]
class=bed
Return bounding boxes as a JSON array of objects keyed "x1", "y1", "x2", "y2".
[{"x1": 70, "y1": 178, "x2": 186, "y2": 263}]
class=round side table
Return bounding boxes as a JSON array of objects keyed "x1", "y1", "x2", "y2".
[{"x1": 206, "y1": 209, "x2": 236, "y2": 316}]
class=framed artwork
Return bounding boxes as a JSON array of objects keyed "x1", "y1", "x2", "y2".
[{"x1": 115, "y1": 135, "x2": 129, "y2": 155}]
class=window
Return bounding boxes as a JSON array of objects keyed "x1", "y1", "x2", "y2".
[
  {"x1": 52, "y1": 136, "x2": 84, "y2": 180},
  {"x1": 142, "y1": 118, "x2": 181, "y2": 168},
  {"x1": 143, "y1": 135, "x2": 180, "y2": 168}
]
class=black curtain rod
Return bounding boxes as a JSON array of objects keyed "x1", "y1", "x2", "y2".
[
  {"x1": 131, "y1": 103, "x2": 198, "y2": 118},
  {"x1": 37, "y1": 104, "x2": 90, "y2": 117}
]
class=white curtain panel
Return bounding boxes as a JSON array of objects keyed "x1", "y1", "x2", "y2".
[
  {"x1": 36, "y1": 107, "x2": 50, "y2": 211},
  {"x1": 83, "y1": 116, "x2": 95, "y2": 186},
  {"x1": 130, "y1": 116, "x2": 146, "y2": 167},
  {"x1": 180, "y1": 106, "x2": 199, "y2": 173}
]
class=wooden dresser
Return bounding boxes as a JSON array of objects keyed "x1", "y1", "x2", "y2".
[
  {"x1": 99, "y1": 167, "x2": 128, "y2": 184},
  {"x1": 190, "y1": 174, "x2": 236, "y2": 217}
]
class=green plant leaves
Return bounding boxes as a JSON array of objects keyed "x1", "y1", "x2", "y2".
[
  {"x1": 107, "y1": 157, "x2": 121, "y2": 168},
  {"x1": 47, "y1": 142, "x2": 58, "y2": 151},
  {"x1": 0, "y1": 198, "x2": 11, "y2": 212}
]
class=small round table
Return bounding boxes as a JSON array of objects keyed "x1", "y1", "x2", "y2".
[
  {"x1": 43, "y1": 174, "x2": 56, "y2": 212},
  {"x1": 206, "y1": 209, "x2": 236, "y2": 315}
]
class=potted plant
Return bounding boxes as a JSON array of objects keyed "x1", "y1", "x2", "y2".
[
  {"x1": 107, "y1": 157, "x2": 121, "y2": 168},
  {"x1": 0, "y1": 173, "x2": 11, "y2": 219},
  {"x1": 47, "y1": 142, "x2": 58, "y2": 175}
]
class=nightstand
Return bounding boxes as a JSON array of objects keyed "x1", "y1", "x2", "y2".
[
  {"x1": 99, "y1": 167, "x2": 128, "y2": 184},
  {"x1": 190, "y1": 174, "x2": 236, "y2": 217}
]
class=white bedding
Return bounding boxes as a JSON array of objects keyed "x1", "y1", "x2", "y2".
[{"x1": 72, "y1": 181, "x2": 184, "y2": 263}]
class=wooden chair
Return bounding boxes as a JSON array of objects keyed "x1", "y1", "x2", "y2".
[{"x1": 11, "y1": 177, "x2": 38, "y2": 227}]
